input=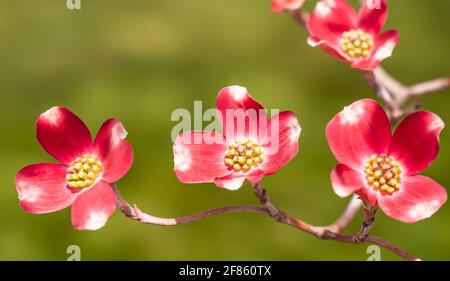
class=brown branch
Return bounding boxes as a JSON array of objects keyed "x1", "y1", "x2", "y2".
[
  {"x1": 371, "y1": 62, "x2": 450, "y2": 102},
  {"x1": 111, "y1": 183, "x2": 268, "y2": 225},
  {"x1": 112, "y1": 182, "x2": 419, "y2": 261},
  {"x1": 250, "y1": 182, "x2": 418, "y2": 261},
  {"x1": 353, "y1": 204, "x2": 377, "y2": 243},
  {"x1": 363, "y1": 70, "x2": 395, "y2": 105},
  {"x1": 365, "y1": 236, "x2": 421, "y2": 261},
  {"x1": 371, "y1": 68, "x2": 450, "y2": 121},
  {"x1": 408, "y1": 76, "x2": 450, "y2": 97}
]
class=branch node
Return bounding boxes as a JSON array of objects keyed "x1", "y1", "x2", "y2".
[{"x1": 354, "y1": 205, "x2": 377, "y2": 243}]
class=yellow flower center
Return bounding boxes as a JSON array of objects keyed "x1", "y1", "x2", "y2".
[
  {"x1": 340, "y1": 29, "x2": 374, "y2": 59},
  {"x1": 364, "y1": 154, "x2": 402, "y2": 194},
  {"x1": 66, "y1": 154, "x2": 103, "y2": 188},
  {"x1": 224, "y1": 139, "x2": 264, "y2": 173}
]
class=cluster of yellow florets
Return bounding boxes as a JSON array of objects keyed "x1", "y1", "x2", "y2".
[
  {"x1": 66, "y1": 154, "x2": 103, "y2": 188},
  {"x1": 365, "y1": 154, "x2": 402, "y2": 194},
  {"x1": 341, "y1": 29, "x2": 374, "y2": 59},
  {"x1": 224, "y1": 139, "x2": 264, "y2": 172}
]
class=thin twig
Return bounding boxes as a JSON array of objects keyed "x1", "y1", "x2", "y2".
[
  {"x1": 408, "y1": 76, "x2": 450, "y2": 97},
  {"x1": 111, "y1": 183, "x2": 268, "y2": 225},
  {"x1": 290, "y1": 8, "x2": 309, "y2": 27},
  {"x1": 323, "y1": 195, "x2": 362, "y2": 233},
  {"x1": 371, "y1": 68, "x2": 450, "y2": 121}
]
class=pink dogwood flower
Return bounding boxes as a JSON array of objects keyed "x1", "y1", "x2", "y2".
[
  {"x1": 173, "y1": 86, "x2": 301, "y2": 190},
  {"x1": 307, "y1": 0, "x2": 400, "y2": 70},
  {"x1": 327, "y1": 99, "x2": 447, "y2": 223},
  {"x1": 271, "y1": 0, "x2": 305, "y2": 13},
  {"x1": 16, "y1": 107, "x2": 133, "y2": 230}
]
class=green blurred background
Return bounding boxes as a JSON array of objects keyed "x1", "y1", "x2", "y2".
[{"x1": 0, "y1": 0, "x2": 449, "y2": 261}]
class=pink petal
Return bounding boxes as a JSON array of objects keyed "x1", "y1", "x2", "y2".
[
  {"x1": 173, "y1": 131, "x2": 231, "y2": 184},
  {"x1": 326, "y1": 99, "x2": 391, "y2": 170},
  {"x1": 71, "y1": 180, "x2": 117, "y2": 231},
  {"x1": 217, "y1": 165, "x2": 264, "y2": 188},
  {"x1": 216, "y1": 86, "x2": 267, "y2": 142},
  {"x1": 260, "y1": 111, "x2": 301, "y2": 175},
  {"x1": 307, "y1": 0, "x2": 358, "y2": 49},
  {"x1": 358, "y1": 0, "x2": 388, "y2": 34},
  {"x1": 378, "y1": 175, "x2": 447, "y2": 223},
  {"x1": 355, "y1": 185, "x2": 378, "y2": 206},
  {"x1": 214, "y1": 175, "x2": 246, "y2": 191},
  {"x1": 271, "y1": 0, "x2": 305, "y2": 13},
  {"x1": 389, "y1": 111, "x2": 444, "y2": 176},
  {"x1": 307, "y1": 36, "x2": 348, "y2": 62},
  {"x1": 351, "y1": 30, "x2": 400, "y2": 71},
  {"x1": 246, "y1": 170, "x2": 264, "y2": 184},
  {"x1": 330, "y1": 164, "x2": 364, "y2": 197},
  {"x1": 94, "y1": 119, "x2": 134, "y2": 183},
  {"x1": 271, "y1": 0, "x2": 285, "y2": 12},
  {"x1": 331, "y1": 164, "x2": 378, "y2": 206},
  {"x1": 36, "y1": 107, "x2": 93, "y2": 164},
  {"x1": 16, "y1": 163, "x2": 77, "y2": 214}
]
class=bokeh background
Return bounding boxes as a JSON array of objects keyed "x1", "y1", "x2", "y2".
[{"x1": 0, "y1": 0, "x2": 449, "y2": 261}]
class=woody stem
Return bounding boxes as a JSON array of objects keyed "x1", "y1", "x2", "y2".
[{"x1": 113, "y1": 182, "x2": 419, "y2": 261}]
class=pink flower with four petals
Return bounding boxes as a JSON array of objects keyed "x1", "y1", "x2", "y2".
[
  {"x1": 173, "y1": 86, "x2": 301, "y2": 190},
  {"x1": 307, "y1": 0, "x2": 400, "y2": 70},
  {"x1": 327, "y1": 99, "x2": 447, "y2": 223},
  {"x1": 15, "y1": 107, "x2": 133, "y2": 230}
]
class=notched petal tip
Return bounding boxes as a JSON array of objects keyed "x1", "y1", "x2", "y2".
[
  {"x1": 110, "y1": 119, "x2": 129, "y2": 145},
  {"x1": 220, "y1": 85, "x2": 249, "y2": 102},
  {"x1": 307, "y1": 36, "x2": 320, "y2": 47},
  {"x1": 427, "y1": 112, "x2": 445, "y2": 135},
  {"x1": 173, "y1": 142, "x2": 192, "y2": 173},
  {"x1": 336, "y1": 98, "x2": 379, "y2": 125},
  {"x1": 416, "y1": 111, "x2": 445, "y2": 143},
  {"x1": 115, "y1": 121, "x2": 128, "y2": 139},
  {"x1": 282, "y1": 111, "x2": 301, "y2": 143},
  {"x1": 39, "y1": 106, "x2": 66, "y2": 124},
  {"x1": 271, "y1": 0, "x2": 305, "y2": 13},
  {"x1": 74, "y1": 211, "x2": 110, "y2": 231},
  {"x1": 214, "y1": 175, "x2": 245, "y2": 191}
]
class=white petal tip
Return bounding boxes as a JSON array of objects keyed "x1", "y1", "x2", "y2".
[
  {"x1": 173, "y1": 144, "x2": 192, "y2": 172},
  {"x1": 83, "y1": 211, "x2": 109, "y2": 231},
  {"x1": 226, "y1": 86, "x2": 248, "y2": 101},
  {"x1": 40, "y1": 107, "x2": 63, "y2": 125}
]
